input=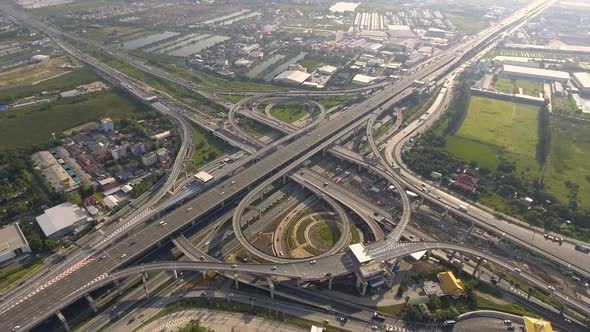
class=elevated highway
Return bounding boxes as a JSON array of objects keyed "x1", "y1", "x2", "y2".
[{"x1": 0, "y1": 1, "x2": 555, "y2": 330}]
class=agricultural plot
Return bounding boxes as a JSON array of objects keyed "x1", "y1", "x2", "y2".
[
  {"x1": 0, "y1": 91, "x2": 147, "y2": 150},
  {"x1": 543, "y1": 117, "x2": 590, "y2": 209},
  {"x1": 445, "y1": 96, "x2": 541, "y2": 177},
  {"x1": 0, "y1": 56, "x2": 73, "y2": 88}
]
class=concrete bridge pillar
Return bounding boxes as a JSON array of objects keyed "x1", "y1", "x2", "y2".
[
  {"x1": 173, "y1": 269, "x2": 178, "y2": 280},
  {"x1": 297, "y1": 277, "x2": 303, "y2": 288},
  {"x1": 283, "y1": 175, "x2": 287, "y2": 185},
  {"x1": 355, "y1": 273, "x2": 362, "y2": 288},
  {"x1": 56, "y1": 311, "x2": 70, "y2": 332},
  {"x1": 192, "y1": 219, "x2": 196, "y2": 226},
  {"x1": 85, "y1": 294, "x2": 98, "y2": 313},
  {"x1": 267, "y1": 277, "x2": 275, "y2": 299},
  {"x1": 322, "y1": 147, "x2": 327, "y2": 157},
  {"x1": 361, "y1": 281, "x2": 368, "y2": 296},
  {"x1": 234, "y1": 273, "x2": 239, "y2": 289},
  {"x1": 473, "y1": 260, "x2": 483, "y2": 279},
  {"x1": 328, "y1": 278, "x2": 333, "y2": 291},
  {"x1": 142, "y1": 272, "x2": 150, "y2": 298},
  {"x1": 202, "y1": 270, "x2": 207, "y2": 280}
]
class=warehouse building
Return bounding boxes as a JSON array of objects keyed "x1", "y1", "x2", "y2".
[
  {"x1": 0, "y1": 223, "x2": 31, "y2": 264},
  {"x1": 36, "y1": 202, "x2": 92, "y2": 239},
  {"x1": 572, "y1": 72, "x2": 590, "y2": 95},
  {"x1": 274, "y1": 70, "x2": 311, "y2": 85},
  {"x1": 501, "y1": 64, "x2": 570, "y2": 83},
  {"x1": 352, "y1": 74, "x2": 376, "y2": 85}
]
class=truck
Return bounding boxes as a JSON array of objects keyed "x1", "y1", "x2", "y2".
[{"x1": 458, "y1": 205, "x2": 468, "y2": 213}]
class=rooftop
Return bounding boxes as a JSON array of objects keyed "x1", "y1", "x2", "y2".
[
  {"x1": 36, "y1": 202, "x2": 90, "y2": 238},
  {"x1": 274, "y1": 70, "x2": 311, "y2": 84},
  {"x1": 523, "y1": 316, "x2": 552, "y2": 332},
  {"x1": 502, "y1": 64, "x2": 570, "y2": 80},
  {"x1": 573, "y1": 72, "x2": 590, "y2": 88},
  {"x1": 195, "y1": 171, "x2": 214, "y2": 183},
  {"x1": 349, "y1": 243, "x2": 372, "y2": 263},
  {"x1": 438, "y1": 271, "x2": 464, "y2": 297},
  {"x1": 0, "y1": 223, "x2": 29, "y2": 255}
]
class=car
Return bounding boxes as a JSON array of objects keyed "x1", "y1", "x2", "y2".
[
  {"x1": 128, "y1": 241, "x2": 136, "y2": 247},
  {"x1": 159, "y1": 220, "x2": 166, "y2": 225},
  {"x1": 120, "y1": 254, "x2": 127, "y2": 259},
  {"x1": 504, "y1": 320, "x2": 512, "y2": 325},
  {"x1": 339, "y1": 317, "x2": 346, "y2": 322},
  {"x1": 371, "y1": 325, "x2": 378, "y2": 330},
  {"x1": 186, "y1": 207, "x2": 193, "y2": 212},
  {"x1": 203, "y1": 241, "x2": 210, "y2": 247},
  {"x1": 271, "y1": 266, "x2": 277, "y2": 271},
  {"x1": 514, "y1": 268, "x2": 521, "y2": 273},
  {"x1": 279, "y1": 251, "x2": 284, "y2": 257},
  {"x1": 310, "y1": 260, "x2": 317, "y2": 265},
  {"x1": 11, "y1": 326, "x2": 20, "y2": 331},
  {"x1": 548, "y1": 285, "x2": 556, "y2": 292},
  {"x1": 564, "y1": 318, "x2": 572, "y2": 324},
  {"x1": 325, "y1": 272, "x2": 332, "y2": 277},
  {"x1": 231, "y1": 264, "x2": 238, "y2": 269},
  {"x1": 199, "y1": 256, "x2": 205, "y2": 261}
]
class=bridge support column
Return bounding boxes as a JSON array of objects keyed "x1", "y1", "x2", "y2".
[
  {"x1": 85, "y1": 294, "x2": 98, "y2": 313},
  {"x1": 267, "y1": 277, "x2": 275, "y2": 299},
  {"x1": 202, "y1": 270, "x2": 207, "y2": 280},
  {"x1": 283, "y1": 175, "x2": 287, "y2": 185},
  {"x1": 234, "y1": 273, "x2": 239, "y2": 290},
  {"x1": 328, "y1": 278, "x2": 333, "y2": 290},
  {"x1": 192, "y1": 219, "x2": 196, "y2": 226},
  {"x1": 56, "y1": 311, "x2": 70, "y2": 332},
  {"x1": 173, "y1": 269, "x2": 178, "y2": 280},
  {"x1": 322, "y1": 147, "x2": 327, "y2": 157},
  {"x1": 297, "y1": 277, "x2": 303, "y2": 288},
  {"x1": 473, "y1": 260, "x2": 483, "y2": 279},
  {"x1": 355, "y1": 273, "x2": 362, "y2": 288},
  {"x1": 142, "y1": 272, "x2": 150, "y2": 298},
  {"x1": 361, "y1": 281, "x2": 368, "y2": 296},
  {"x1": 114, "y1": 280, "x2": 123, "y2": 295}
]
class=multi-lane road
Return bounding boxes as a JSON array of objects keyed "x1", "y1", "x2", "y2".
[{"x1": 0, "y1": 0, "x2": 571, "y2": 330}]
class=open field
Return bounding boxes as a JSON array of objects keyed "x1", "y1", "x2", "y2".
[
  {"x1": 270, "y1": 101, "x2": 309, "y2": 123},
  {"x1": 494, "y1": 77, "x2": 543, "y2": 96},
  {"x1": 444, "y1": 12, "x2": 487, "y2": 34},
  {"x1": 0, "y1": 56, "x2": 73, "y2": 88},
  {"x1": 31, "y1": 0, "x2": 113, "y2": 16},
  {"x1": 189, "y1": 123, "x2": 232, "y2": 168},
  {"x1": 445, "y1": 96, "x2": 540, "y2": 176},
  {"x1": 0, "y1": 261, "x2": 42, "y2": 293},
  {"x1": 0, "y1": 90, "x2": 148, "y2": 151},
  {"x1": 543, "y1": 117, "x2": 590, "y2": 209},
  {"x1": 310, "y1": 222, "x2": 340, "y2": 248},
  {"x1": 84, "y1": 26, "x2": 148, "y2": 42},
  {"x1": 0, "y1": 68, "x2": 100, "y2": 104}
]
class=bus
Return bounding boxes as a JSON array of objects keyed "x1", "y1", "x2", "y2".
[{"x1": 575, "y1": 244, "x2": 590, "y2": 254}]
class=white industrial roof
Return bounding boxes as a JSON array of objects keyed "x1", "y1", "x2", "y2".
[
  {"x1": 104, "y1": 195, "x2": 119, "y2": 209},
  {"x1": 352, "y1": 74, "x2": 375, "y2": 84},
  {"x1": 121, "y1": 184, "x2": 133, "y2": 193},
  {"x1": 349, "y1": 243, "x2": 372, "y2": 263},
  {"x1": 502, "y1": 64, "x2": 570, "y2": 80},
  {"x1": 387, "y1": 24, "x2": 411, "y2": 31},
  {"x1": 194, "y1": 171, "x2": 214, "y2": 183},
  {"x1": 274, "y1": 70, "x2": 311, "y2": 84},
  {"x1": 573, "y1": 72, "x2": 590, "y2": 88},
  {"x1": 36, "y1": 202, "x2": 89, "y2": 237},
  {"x1": 0, "y1": 223, "x2": 29, "y2": 254},
  {"x1": 317, "y1": 65, "x2": 337, "y2": 74},
  {"x1": 98, "y1": 177, "x2": 116, "y2": 186}
]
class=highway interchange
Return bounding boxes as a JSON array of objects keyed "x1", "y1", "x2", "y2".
[{"x1": 1, "y1": 0, "x2": 589, "y2": 330}]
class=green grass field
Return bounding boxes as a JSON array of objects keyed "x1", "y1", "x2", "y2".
[
  {"x1": 0, "y1": 69, "x2": 99, "y2": 104},
  {"x1": 494, "y1": 77, "x2": 543, "y2": 96},
  {"x1": 31, "y1": 0, "x2": 113, "y2": 16},
  {"x1": 0, "y1": 90, "x2": 147, "y2": 151},
  {"x1": 189, "y1": 123, "x2": 232, "y2": 168},
  {"x1": 0, "y1": 262, "x2": 42, "y2": 293},
  {"x1": 310, "y1": 223, "x2": 340, "y2": 248},
  {"x1": 543, "y1": 117, "x2": 590, "y2": 209},
  {"x1": 270, "y1": 101, "x2": 309, "y2": 123},
  {"x1": 445, "y1": 96, "x2": 541, "y2": 176}
]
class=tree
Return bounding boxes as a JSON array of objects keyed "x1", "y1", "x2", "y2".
[{"x1": 65, "y1": 192, "x2": 82, "y2": 205}]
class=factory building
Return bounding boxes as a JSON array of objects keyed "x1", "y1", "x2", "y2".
[
  {"x1": 572, "y1": 72, "x2": 590, "y2": 95},
  {"x1": 501, "y1": 65, "x2": 570, "y2": 83}
]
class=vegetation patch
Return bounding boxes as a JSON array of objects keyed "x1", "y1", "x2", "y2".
[
  {"x1": 0, "y1": 90, "x2": 149, "y2": 151},
  {"x1": 494, "y1": 77, "x2": 543, "y2": 96},
  {"x1": 310, "y1": 222, "x2": 341, "y2": 249},
  {"x1": 270, "y1": 101, "x2": 309, "y2": 123},
  {"x1": 444, "y1": 96, "x2": 541, "y2": 178},
  {"x1": 189, "y1": 123, "x2": 232, "y2": 169}
]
